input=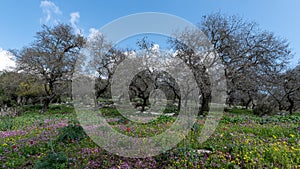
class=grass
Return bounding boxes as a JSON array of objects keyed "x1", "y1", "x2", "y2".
[{"x1": 0, "y1": 104, "x2": 299, "y2": 168}]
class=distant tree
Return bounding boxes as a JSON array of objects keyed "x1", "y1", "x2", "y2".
[
  {"x1": 265, "y1": 65, "x2": 300, "y2": 114},
  {"x1": 169, "y1": 28, "x2": 219, "y2": 115},
  {"x1": 16, "y1": 74, "x2": 45, "y2": 105},
  {"x1": 170, "y1": 13, "x2": 292, "y2": 114},
  {"x1": 200, "y1": 13, "x2": 291, "y2": 109},
  {"x1": 16, "y1": 24, "x2": 85, "y2": 113},
  {"x1": 85, "y1": 32, "x2": 126, "y2": 105},
  {"x1": 0, "y1": 71, "x2": 20, "y2": 107}
]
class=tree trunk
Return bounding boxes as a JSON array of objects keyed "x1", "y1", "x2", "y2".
[
  {"x1": 141, "y1": 97, "x2": 147, "y2": 112},
  {"x1": 245, "y1": 98, "x2": 252, "y2": 110},
  {"x1": 41, "y1": 97, "x2": 50, "y2": 113},
  {"x1": 177, "y1": 97, "x2": 181, "y2": 111},
  {"x1": 199, "y1": 92, "x2": 211, "y2": 115},
  {"x1": 287, "y1": 95, "x2": 294, "y2": 115}
]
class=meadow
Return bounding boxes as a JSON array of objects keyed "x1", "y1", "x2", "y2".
[{"x1": 0, "y1": 104, "x2": 299, "y2": 169}]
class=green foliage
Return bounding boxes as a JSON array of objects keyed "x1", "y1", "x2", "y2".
[
  {"x1": 101, "y1": 108, "x2": 122, "y2": 117},
  {"x1": 228, "y1": 107, "x2": 253, "y2": 114},
  {"x1": 56, "y1": 124, "x2": 87, "y2": 143},
  {"x1": 47, "y1": 104, "x2": 74, "y2": 114},
  {"x1": 0, "y1": 116, "x2": 14, "y2": 131},
  {"x1": 35, "y1": 152, "x2": 68, "y2": 169},
  {"x1": 258, "y1": 114, "x2": 300, "y2": 124},
  {"x1": 221, "y1": 113, "x2": 300, "y2": 125},
  {"x1": 165, "y1": 147, "x2": 201, "y2": 168},
  {"x1": 21, "y1": 104, "x2": 43, "y2": 114},
  {"x1": 149, "y1": 115, "x2": 175, "y2": 124},
  {"x1": 163, "y1": 104, "x2": 179, "y2": 114},
  {"x1": 20, "y1": 104, "x2": 74, "y2": 115},
  {"x1": 1, "y1": 104, "x2": 300, "y2": 168}
]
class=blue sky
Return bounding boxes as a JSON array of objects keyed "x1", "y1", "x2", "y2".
[{"x1": 0, "y1": 0, "x2": 300, "y2": 69}]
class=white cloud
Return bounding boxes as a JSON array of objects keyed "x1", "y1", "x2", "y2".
[
  {"x1": 40, "y1": 0, "x2": 62, "y2": 24},
  {"x1": 0, "y1": 48, "x2": 16, "y2": 71},
  {"x1": 69, "y1": 12, "x2": 81, "y2": 34}
]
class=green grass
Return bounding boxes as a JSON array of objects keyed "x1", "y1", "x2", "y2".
[{"x1": 0, "y1": 104, "x2": 299, "y2": 168}]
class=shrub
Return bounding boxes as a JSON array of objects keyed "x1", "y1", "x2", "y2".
[
  {"x1": 163, "y1": 104, "x2": 179, "y2": 115},
  {"x1": 0, "y1": 116, "x2": 14, "y2": 131},
  {"x1": 253, "y1": 103, "x2": 277, "y2": 116},
  {"x1": 101, "y1": 108, "x2": 122, "y2": 117},
  {"x1": 56, "y1": 124, "x2": 87, "y2": 143},
  {"x1": 35, "y1": 152, "x2": 68, "y2": 169},
  {"x1": 149, "y1": 115, "x2": 175, "y2": 124},
  {"x1": 229, "y1": 107, "x2": 252, "y2": 114}
]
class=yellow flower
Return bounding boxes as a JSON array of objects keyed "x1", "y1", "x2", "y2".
[
  {"x1": 2, "y1": 143, "x2": 8, "y2": 147},
  {"x1": 272, "y1": 135, "x2": 277, "y2": 139},
  {"x1": 290, "y1": 134, "x2": 295, "y2": 138}
]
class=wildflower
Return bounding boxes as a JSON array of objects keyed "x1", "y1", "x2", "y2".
[
  {"x1": 126, "y1": 128, "x2": 131, "y2": 132},
  {"x1": 2, "y1": 143, "x2": 8, "y2": 147},
  {"x1": 30, "y1": 140, "x2": 34, "y2": 145},
  {"x1": 290, "y1": 134, "x2": 295, "y2": 138},
  {"x1": 11, "y1": 145, "x2": 17, "y2": 149},
  {"x1": 272, "y1": 135, "x2": 277, "y2": 139}
]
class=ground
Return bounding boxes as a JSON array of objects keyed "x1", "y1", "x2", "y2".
[{"x1": 0, "y1": 105, "x2": 299, "y2": 168}]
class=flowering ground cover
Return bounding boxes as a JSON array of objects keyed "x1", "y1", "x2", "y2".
[{"x1": 0, "y1": 105, "x2": 299, "y2": 168}]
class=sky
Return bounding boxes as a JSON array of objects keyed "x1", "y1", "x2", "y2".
[{"x1": 0, "y1": 0, "x2": 300, "y2": 71}]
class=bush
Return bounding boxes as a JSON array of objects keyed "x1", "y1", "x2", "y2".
[
  {"x1": 253, "y1": 103, "x2": 277, "y2": 116},
  {"x1": 229, "y1": 107, "x2": 252, "y2": 114},
  {"x1": 163, "y1": 104, "x2": 179, "y2": 114},
  {"x1": 101, "y1": 108, "x2": 122, "y2": 117},
  {"x1": 47, "y1": 104, "x2": 74, "y2": 114},
  {"x1": 56, "y1": 124, "x2": 87, "y2": 143},
  {"x1": 149, "y1": 115, "x2": 175, "y2": 124},
  {"x1": 35, "y1": 152, "x2": 68, "y2": 169},
  {"x1": 0, "y1": 116, "x2": 14, "y2": 131}
]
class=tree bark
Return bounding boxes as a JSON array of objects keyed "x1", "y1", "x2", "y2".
[
  {"x1": 41, "y1": 97, "x2": 50, "y2": 113},
  {"x1": 287, "y1": 94, "x2": 294, "y2": 115}
]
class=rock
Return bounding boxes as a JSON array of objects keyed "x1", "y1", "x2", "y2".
[
  {"x1": 197, "y1": 149, "x2": 212, "y2": 154},
  {"x1": 150, "y1": 112, "x2": 162, "y2": 116},
  {"x1": 165, "y1": 113, "x2": 175, "y2": 116}
]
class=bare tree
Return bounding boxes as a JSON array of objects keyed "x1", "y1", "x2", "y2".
[
  {"x1": 86, "y1": 32, "x2": 127, "y2": 105},
  {"x1": 264, "y1": 65, "x2": 300, "y2": 114},
  {"x1": 16, "y1": 24, "x2": 85, "y2": 113},
  {"x1": 199, "y1": 13, "x2": 292, "y2": 110}
]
